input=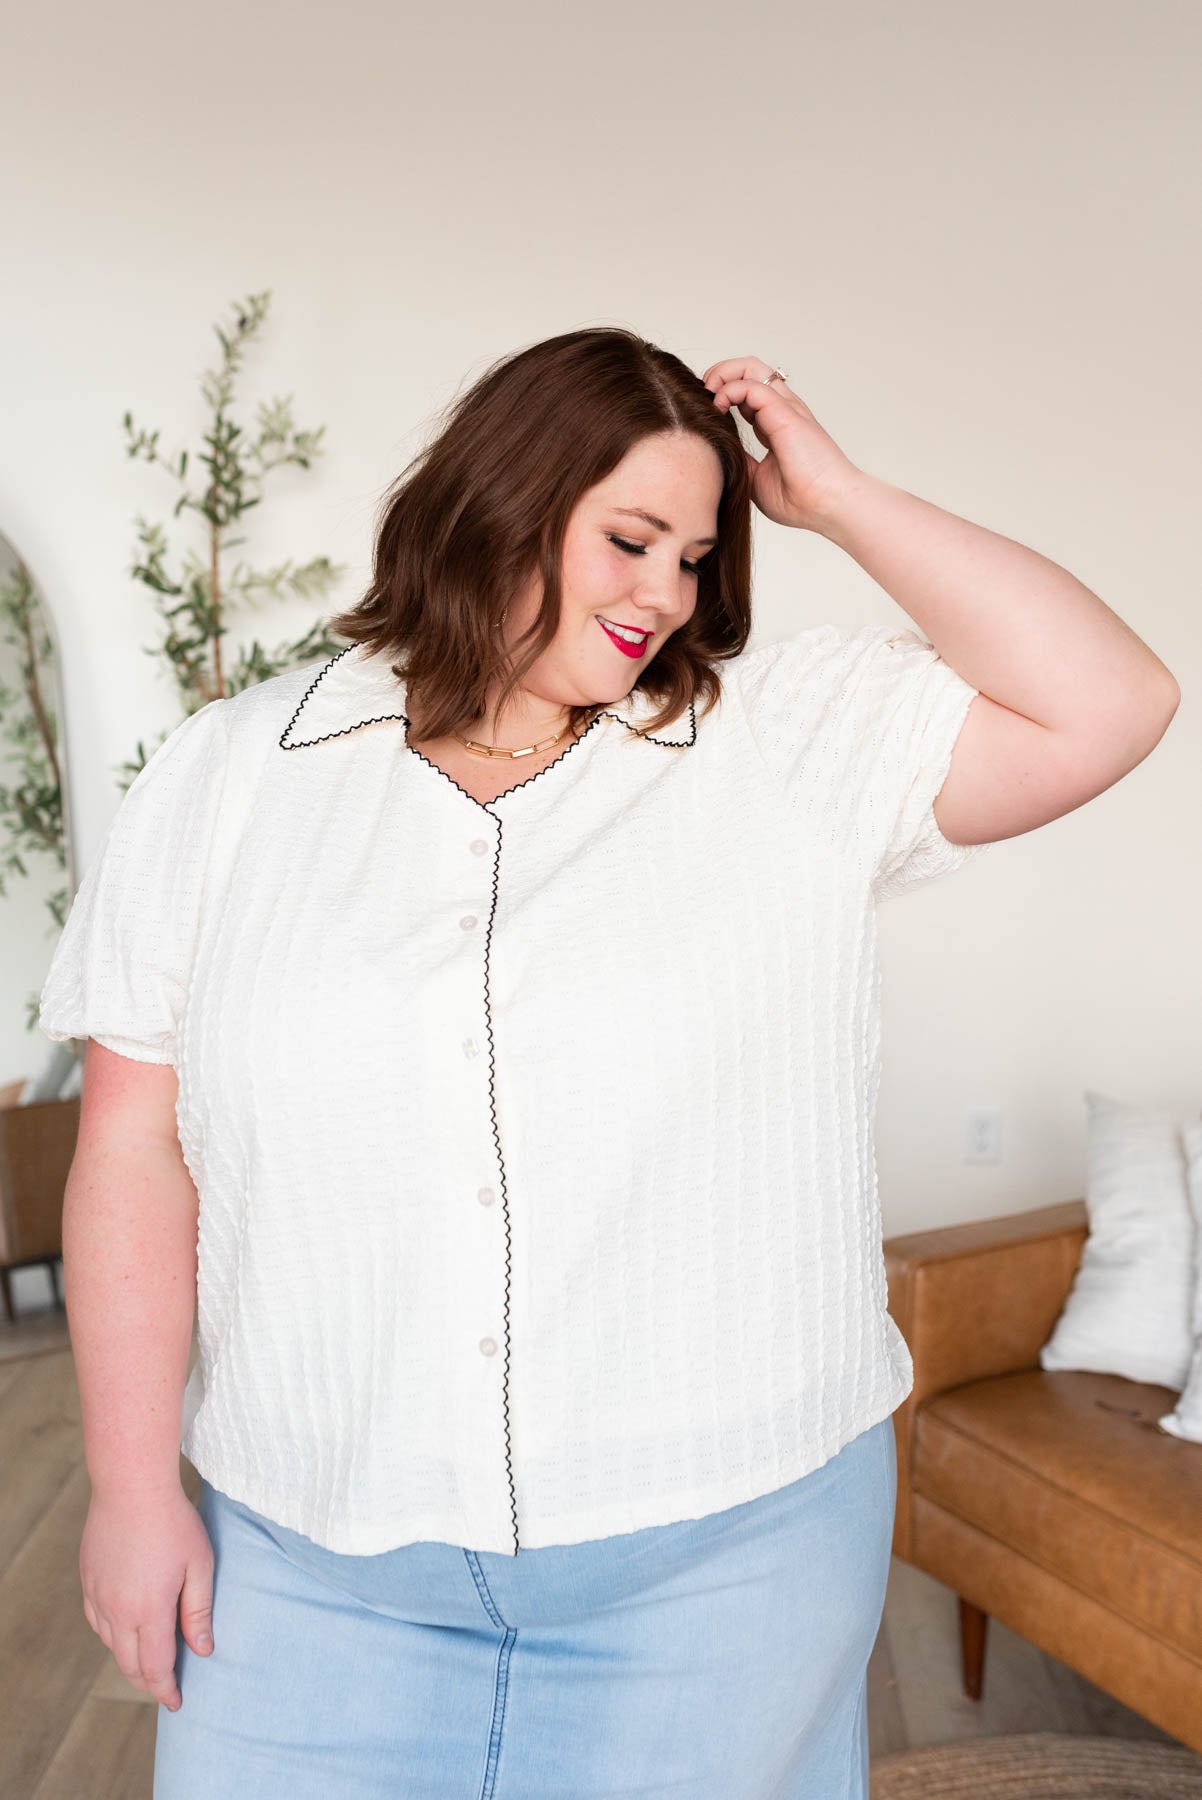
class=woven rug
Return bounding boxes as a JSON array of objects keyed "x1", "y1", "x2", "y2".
[{"x1": 871, "y1": 1731, "x2": 1202, "y2": 1797}]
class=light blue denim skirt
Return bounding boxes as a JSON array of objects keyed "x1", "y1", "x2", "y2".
[{"x1": 153, "y1": 1410, "x2": 896, "y2": 1799}]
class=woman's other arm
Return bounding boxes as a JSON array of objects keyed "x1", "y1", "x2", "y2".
[
  {"x1": 67, "y1": 1041, "x2": 215, "y2": 1712},
  {"x1": 68, "y1": 1044, "x2": 197, "y2": 1496}
]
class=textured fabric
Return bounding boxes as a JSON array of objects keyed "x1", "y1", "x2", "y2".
[
  {"x1": 39, "y1": 621, "x2": 992, "y2": 1555},
  {"x1": 153, "y1": 1415, "x2": 896, "y2": 1799}
]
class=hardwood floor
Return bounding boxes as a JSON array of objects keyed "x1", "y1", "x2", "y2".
[
  {"x1": 0, "y1": 1302, "x2": 1182, "y2": 1798},
  {"x1": 865, "y1": 1553, "x2": 1181, "y2": 1758}
]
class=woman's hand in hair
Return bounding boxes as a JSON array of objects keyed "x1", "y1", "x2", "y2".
[{"x1": 701, "y1": 357, "x2": 862, "y2": 536}]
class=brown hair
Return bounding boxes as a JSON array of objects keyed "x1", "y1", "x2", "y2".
[{"x1": 327, "y1": 326, "x2": 755, "y2": 743}]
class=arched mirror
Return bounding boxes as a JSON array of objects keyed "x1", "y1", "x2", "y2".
[{"x1": 0, "y1": 530, "x2": 79, "y2": 1325}]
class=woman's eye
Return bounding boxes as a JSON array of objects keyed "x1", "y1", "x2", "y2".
[{"x1": 607, "y1": 533, "x2": 704, "y2": 576}]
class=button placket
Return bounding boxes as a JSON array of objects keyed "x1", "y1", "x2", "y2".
[
  {"x1": 460, "y1": 847, "x2": 490, "y2": 1196},
  {"x1": 460, "y1": 835, "x2": 501, "y2": 1478},
  {"x1": 460, "y1": 834, "x2": 488, "y2": 1045},
  {"x1": 458, "y1": 830, "x2": 485, "y2": 1041},
  {"x1": 449, "y1": 815, "x2": 516, "y2": 1553}
]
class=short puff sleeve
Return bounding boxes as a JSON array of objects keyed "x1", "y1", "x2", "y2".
[
  {"x1": 38, "y1": 698, "x2": 230, "y2": 1065},
  {"x1": 735, "y1": 621, "x2": 993, "y2": 901}
]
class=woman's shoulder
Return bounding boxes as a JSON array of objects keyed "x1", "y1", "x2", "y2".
[
  {"x1": 725, "y1": 619, "x2": 945, "y2": 714},
  {"x1": 728, "y1": 620, "x2": 884, "y2": 682},
  {"x1": 722, "y1": 620, "x2": 882, "y2": 719},
  {"x1": 219, "y1": 660, "x2": 324, "y2": 745},
  {"x1": 186, "y1": 659, "x2": 342, "y2": 789}
]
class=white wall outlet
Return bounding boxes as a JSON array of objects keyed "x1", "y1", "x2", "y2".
[{"x1": 965, "y1": 1107, "x2": 1003, "y2": 1163}]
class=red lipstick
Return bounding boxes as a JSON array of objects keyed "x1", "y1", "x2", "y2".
[{"x1": 597, "y1": 617, "x2": 651, "y2": 659}]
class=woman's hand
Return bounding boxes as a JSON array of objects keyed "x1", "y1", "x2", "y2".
[
  {"x1": 80, "y1": 1483, "x2": 216, "y2": 1713},
  {"x1": 701, "y1": 356, "x2": 863, "y2": 534}
]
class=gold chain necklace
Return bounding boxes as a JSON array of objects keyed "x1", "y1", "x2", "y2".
[
  {"x1": 455, "y1": 706, "x2": 602, "y2": 759},
  {"x1": 454, "y1": 727, "x2": 570, "y2": 760}
]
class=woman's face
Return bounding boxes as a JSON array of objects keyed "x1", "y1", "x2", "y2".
[{"x1": 502, "y1": 430, "x2": 724, "y2": 712}]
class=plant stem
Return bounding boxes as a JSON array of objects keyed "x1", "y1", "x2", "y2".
[
  {"x1": 17, "y1": 559, "x2": 62, "y2": 803},
  {"x1": 209, "y1": 512, "x2": 223, "y2": 700}
]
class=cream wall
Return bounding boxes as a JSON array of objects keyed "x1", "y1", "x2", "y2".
[{"x1": 1, "y1": 0, "x2": 1197, "y2": 1231}]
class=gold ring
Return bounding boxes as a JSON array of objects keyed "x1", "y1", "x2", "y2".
[{"x1": 763, "y1": 367, "x2": 788, "y2": 387}]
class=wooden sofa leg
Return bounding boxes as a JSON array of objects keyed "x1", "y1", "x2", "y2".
[{"x1": 959, "y1": 1596, "x2": 988, "y2": 1700}]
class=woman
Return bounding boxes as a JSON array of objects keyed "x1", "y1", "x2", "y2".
[{"x1": 40, "y1": 327, "x2": 1179, "y2": 1798}]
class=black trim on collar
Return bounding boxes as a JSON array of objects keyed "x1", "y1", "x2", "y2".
[{"x1": 279, "y1": 643, "x2": 698, "y2": 752}]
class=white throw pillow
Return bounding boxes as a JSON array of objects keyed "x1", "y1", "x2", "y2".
[
  {"x1": 1039, "y1": 1090, "x2": 1196, "y2": 1390},
  {"x1": 1159, "y1": 1121, "x2": 1202, "y2": 1441}
]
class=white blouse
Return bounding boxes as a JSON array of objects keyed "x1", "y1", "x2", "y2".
[{"x1": 39, "y1": 622, "x2": 993, "y2": 1555}]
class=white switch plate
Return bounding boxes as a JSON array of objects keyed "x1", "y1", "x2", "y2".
[{"x1": 965, "y1": 1107, "x2": 1003, "y2": 1163}]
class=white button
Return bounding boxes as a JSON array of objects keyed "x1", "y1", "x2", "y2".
[
  {"x1": 477, "y1": 1186, "x2": 495, "y2": 1207},
  {"x1": 462, "y1": 1038, "x2": 479, "y2": 1059},
  {"x1": 479, "y1": 1337, "x2": 498, "y2": 1357},
  {"x1": 460, "y1": 914, "x2": 478, "y2": 932},
  {"x1": 469, "y1": 839, "x2": 488, "y2": 856}
]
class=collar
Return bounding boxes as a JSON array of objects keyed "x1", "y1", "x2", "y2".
[{"x1": 279, "y1": 642, "x2": 697, "y2": 751}]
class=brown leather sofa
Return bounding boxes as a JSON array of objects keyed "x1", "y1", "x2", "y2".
[{"x1": 883, "y1": 1198, "x2": 1202, "y2": 1752}]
